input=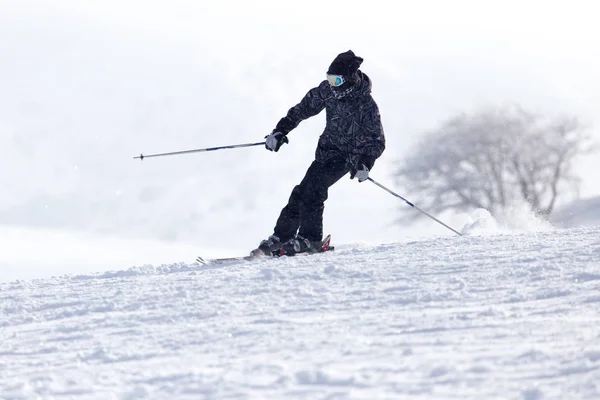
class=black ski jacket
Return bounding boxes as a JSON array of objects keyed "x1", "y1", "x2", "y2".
[{"x1": 274, "y1": 71, "x2": 385, "y2": 169}]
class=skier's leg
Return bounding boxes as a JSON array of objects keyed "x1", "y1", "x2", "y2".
[
  {"x1": 272, "y1": 161, "x2": 323, "y2": 242},
  {"x1": 297, "y1": 156, "x2": 350, "y2": 242},
  {"x1": 272, "y1": 186, "x2": 302, "y2": 242}
]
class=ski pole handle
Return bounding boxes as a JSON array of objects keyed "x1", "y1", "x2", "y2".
[{"x1": 134, "y1": 141, "x2": 266, "y2": 160}]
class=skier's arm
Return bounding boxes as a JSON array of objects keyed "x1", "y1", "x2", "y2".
[
  {"x1": 352, "y1": 104, "x2": 386, "y2": 171},
  {"x1": 273, "y1": 82, "x2": 327, "y2": 135}
]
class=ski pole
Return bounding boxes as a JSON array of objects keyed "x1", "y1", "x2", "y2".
[
  {"x1": 134, "y1": 141, "x2": 266, "y2": 160},
  {"x1": 367, "y1": 177, "x2": 463, "y2": 236}
]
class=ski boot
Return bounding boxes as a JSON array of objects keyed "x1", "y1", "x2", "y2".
[
  {"x1": 251, "y1": 234, "x2": 282, "y2": 257},
  {"x1": 278, "y1": 235, "x2": 321, "y2": 257}
]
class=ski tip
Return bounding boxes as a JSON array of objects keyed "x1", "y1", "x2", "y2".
[{"x1": 195, "y1": 256, "x2": 208, "y2": 265}]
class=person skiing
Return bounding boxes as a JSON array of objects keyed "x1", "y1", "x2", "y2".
[{"x1": 253, "y1": 50, "x2": 386, "y2": 257}]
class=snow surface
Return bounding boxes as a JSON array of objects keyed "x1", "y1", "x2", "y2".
[
  {"x1": 552, "y1": 196, "x2": 600, "y2": 229},
  {"x1": 2, "y1": 225, "x2": 600, "y2": 399}
]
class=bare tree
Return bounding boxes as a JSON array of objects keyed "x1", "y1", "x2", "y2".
[{"x1": 396, "y1": 105, "x2": 594, "y2": 220}]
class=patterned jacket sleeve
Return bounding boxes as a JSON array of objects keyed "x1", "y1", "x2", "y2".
[
  {"x1": 351, "y1": 102, "x2": 386, "y2": 170},
  {"x1": 274, "y1": 83, "x2": 327, "y2": 135}
]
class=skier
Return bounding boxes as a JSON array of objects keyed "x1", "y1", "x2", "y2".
[{"x1": 254, "y1": 50, "x2": 386, "y2": 257}]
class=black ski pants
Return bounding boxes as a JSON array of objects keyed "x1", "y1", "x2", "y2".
[{"x1": 273, "y1": 156, "x2": 350, "y2": 243}]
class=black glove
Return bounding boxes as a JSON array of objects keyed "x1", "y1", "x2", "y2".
[{"x1": 265, "y1": 131, "x2": 289, "y2": 152}]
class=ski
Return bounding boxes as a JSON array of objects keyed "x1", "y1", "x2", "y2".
[
  {"x1": 195, "y1": 234, "x2": 333, "y2": 265},
  {"x1": 195, "y1": 254, "x2": 259, "y2": 265}
]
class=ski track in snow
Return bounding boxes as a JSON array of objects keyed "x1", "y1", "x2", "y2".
[{"x1": 1, "y1": 227, "x2": 600, "y2": 399}]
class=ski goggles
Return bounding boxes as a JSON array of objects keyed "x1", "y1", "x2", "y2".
[{"x1": 326, "y1": 74, "x2": 345, "y2": 87}]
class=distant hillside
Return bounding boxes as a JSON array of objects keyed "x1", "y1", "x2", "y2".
[{"x1": 551, "y1": 196, "x2": 600, "y2": 228}]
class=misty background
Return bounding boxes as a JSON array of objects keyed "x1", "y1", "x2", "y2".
[{"x1": 2, "y1": 0, "x2": 600, "y2": 278}]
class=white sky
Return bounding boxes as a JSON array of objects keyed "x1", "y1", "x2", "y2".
[{"x1": 1, "y1": 0, "x2": 599, "y2": 256}]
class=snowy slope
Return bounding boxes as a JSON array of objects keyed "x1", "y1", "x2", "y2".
[
  {"x1": 552, "y1": 196, "x2": 600, "y2": 229},
  {"x1": 2, "y1": 227, "x2": 600, "y2": 399}
]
